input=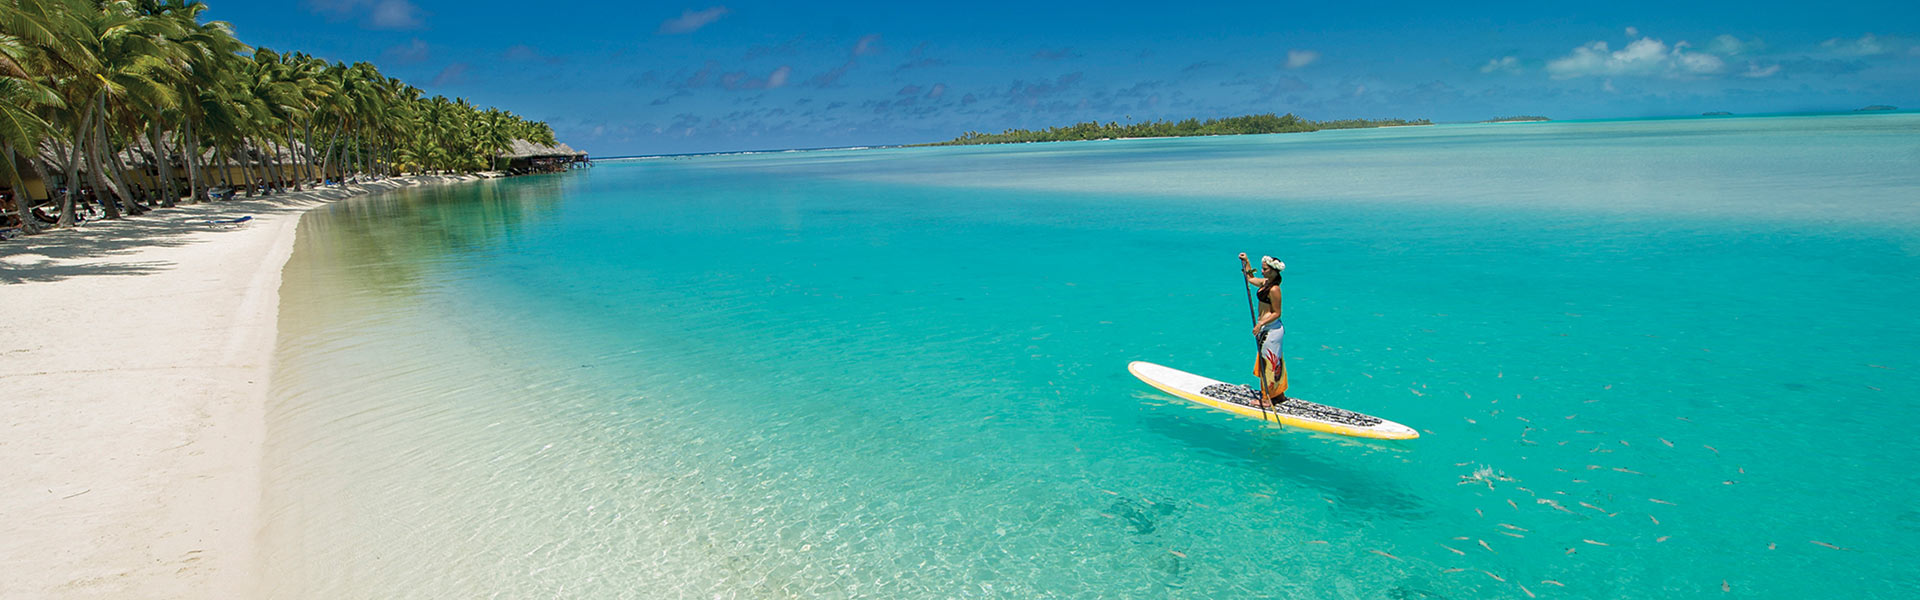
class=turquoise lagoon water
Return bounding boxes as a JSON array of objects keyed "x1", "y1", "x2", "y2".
[{"x1": 262, "y1": 114, "x2": 1920, "y2": 598}]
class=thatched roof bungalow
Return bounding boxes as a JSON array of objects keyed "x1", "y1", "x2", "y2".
[{"x1": 498, "y1": 139, "x2": 588, "y2": 174}]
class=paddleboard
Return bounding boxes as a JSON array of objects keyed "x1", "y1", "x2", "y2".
[{"x1": 1128, "y1": 361, "x2": 1418, "y2": 440}]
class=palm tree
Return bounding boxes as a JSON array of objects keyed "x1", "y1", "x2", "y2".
[
  {"x1": 0, "y1": 0, "x2": 70, "y2": 233},
  {"x1": 3, "y1": 0, "x2": 565, "y2": 235}
]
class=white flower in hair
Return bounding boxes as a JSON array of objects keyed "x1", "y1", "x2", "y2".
[{"x1": 1261, "y1": 256, "x2": 1286, "y2": 273}]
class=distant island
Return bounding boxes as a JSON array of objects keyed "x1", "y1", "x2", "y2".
[
  {"x1": 1483, "y1": 116, "x2": 1550, "y2": 123},
  {"x1": 922, "y1": 113, "x2": 1430, "y2": 146},
  {"x1": 1855, "y1": 105, "x2": 1898, "y2": 112},
  {"x1": 1703, "y1": 111, "x2": 1734, "y2": 116}
]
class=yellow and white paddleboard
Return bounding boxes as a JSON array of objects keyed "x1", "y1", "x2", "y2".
[{"x1": 1129, "y1": 361, "x2": 1418, "y2": 440}]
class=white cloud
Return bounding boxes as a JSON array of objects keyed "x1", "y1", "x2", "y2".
[
  {"x1": 1709, "y1": 34, "x2": 1761, "y2": 55},
  {"x1": 367, "y1": 0, "x2": 420, "y2": 29},
  {"x1": 853, "y1": 34, "x2": 884, "y2": 56},
  {"x1": 1480, "y1": 56, "x2": 1520, "y2": 73},
  {"x1": 430, "y1": 62, "x2": 467, "y2": 86},
  {"x1": 658, "y1": 6, "x2": 731, "y2": 35},
  {"x1": 303, "y1": 0, "x2": 422, "y2": 29},
  {"x1": 1625, "y1": 26, "x2": 1639, "y2": 37},
  {"x1": 1285, "y1": 49, "x2": 1320, "y2": 69},
  {"x1": 1742, "y1": 62, "x2": 1781, "y2": 78},
  {"x1": 1821, "y1": 33, "x2": 1885, "y2": 56},
  {"x1": 1548, "y1": 38, "x2": 1665, "y2": 78},
  {"x1": 1547, "y1": 36, "x2": 1725, "y2": 79},
  {"x1": 926, "y1": 83, "x2": 947, "y2": 99},
  {"x1": 382, "y1": 38, "x2": 429, "y2": 64},
  {"x1": 1672, "y1": 42, "x2": 1726, "y2": 74},
  {"x1": 766, "y1": 65, "x2": 791, "y2": 88}
]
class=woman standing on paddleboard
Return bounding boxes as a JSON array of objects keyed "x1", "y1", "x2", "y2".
[{"x1": 1240, "y1": 253, "x2": 1288, "y2": 408}]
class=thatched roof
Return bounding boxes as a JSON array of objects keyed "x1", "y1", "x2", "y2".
[{"x1": 501, "y1": 139, "x2": 586, "y2": 159}]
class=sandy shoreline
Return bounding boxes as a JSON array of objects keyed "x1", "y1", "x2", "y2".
[{"x1": 0, "y1": 175, "x2": 475, "y2": 599}]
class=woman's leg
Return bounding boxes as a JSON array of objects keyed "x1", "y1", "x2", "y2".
[{"x1": 1258, "y1": 323, "x2": 1288, "y2": 404}]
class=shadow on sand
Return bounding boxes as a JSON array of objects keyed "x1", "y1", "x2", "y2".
[{"x1": 1, "y1": 176, "x2": 471, "y2": 285}]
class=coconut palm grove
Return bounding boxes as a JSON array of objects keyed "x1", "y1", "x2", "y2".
[{"x1": 0, "y1": 0, "x2": 564, "y2": 235}]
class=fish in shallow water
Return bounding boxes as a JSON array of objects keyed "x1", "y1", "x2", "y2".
[
  {"x1": 1483, "y1": 571, "x2": 1506, "y2": 582},
  {"x1": 1370, "y1": 549, "x2": 1401, "y2": 560},
  {"x1": 1583, "y1": 539, "x2": 1609, "y2": 546},
  {"x1": 1541, "y1": 580, "x2": 1566, "y2": 587},
  {"x1": 1811, "y1": 541, "x2": 1849, "y2": 550}
]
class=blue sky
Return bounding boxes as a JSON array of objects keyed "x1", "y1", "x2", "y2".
[{"x1": 222, "y1": 1, "x2": 1920, "y2": 155}]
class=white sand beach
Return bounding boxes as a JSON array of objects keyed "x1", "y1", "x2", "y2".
[{"x1": 0, "y1": 175, "x2": 473, "y2": 599}]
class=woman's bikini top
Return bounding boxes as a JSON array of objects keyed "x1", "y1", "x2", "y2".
[{"x1": 1257, "y1": 283, "x2": 1277, "y2": 305}]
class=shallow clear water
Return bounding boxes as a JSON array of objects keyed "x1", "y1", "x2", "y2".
[{"x1": 263, "y1": 115, "x2": 1920, "y2": 598}]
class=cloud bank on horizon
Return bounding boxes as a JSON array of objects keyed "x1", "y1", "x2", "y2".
[{"x1": 245, "y1": 1, "x2": 1918, "y2": 154}]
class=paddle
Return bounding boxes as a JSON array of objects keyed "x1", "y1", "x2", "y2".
[{"x1": 1243, "y1": 272, "x2": 1275, "y2": 423}]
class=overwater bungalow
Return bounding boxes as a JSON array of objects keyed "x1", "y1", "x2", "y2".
[{"x1": 499, "y1": 140, "x2": 590, "y2": 175}]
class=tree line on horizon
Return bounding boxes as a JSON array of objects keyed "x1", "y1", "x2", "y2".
[
  {"x1": 1, "y1": 0, "x2": 560, "y2": 235},
  {"x1": 923, "y1": 113, "x2": 1432, "y2": 146}
]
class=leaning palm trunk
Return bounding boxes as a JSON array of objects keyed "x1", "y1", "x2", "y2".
[
  {"x1": 244, "y1": 142, "x2": 265, "y2": 196},
  {"x1": 85, "y1": 137, "x2": 123, "y2": 220},
  {"x1": 59, "y1": 128, "x2": 87, "y2": 227},
  {"x1": 265, "y1": 144, "x2": 283, "y2": 192},
  {"x1": 263, "y1": 146, "x2": 281, "y2": 193},
  {"x1": 298, "y1": 123, "x2": 318, "y2": 185},
  {"x1": 3, "y1": 144, "x2": 38, "y2": 234},
  {"x1": 149, "y1": 125, "x2": 177, "y2": 207},
  {"x1": 285, "y1": 126, "x2": 304, "y2": 191},
  {"x1": 88, "y1": 99, "x2": 136, "y2": 217},
  {"x1": 186, "y1": 122, "x2": 210, "y2": 203},
  {"x1": 317, "y1": 123, "x2": 342, "y2": 183},
  {"x1": 213, "y1": 145, "x2": 233, "y2": 197},
  {"x1": 105, "y1": 128, "x2": 146, "y2": 215},
  {"x1": 94, "y1": 108, "x2": 141, "y2": 216},
  {"x1": 267, "y1": 141, "x2": 289, "y2": 192},
  {"x1": 236, "y1": 146, "x2": 256, "y2": 197}
]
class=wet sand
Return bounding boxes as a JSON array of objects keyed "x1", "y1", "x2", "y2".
[{"x1": 0, "y1": 175, "x2": 474, "y2": 598}]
